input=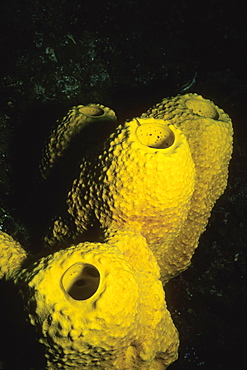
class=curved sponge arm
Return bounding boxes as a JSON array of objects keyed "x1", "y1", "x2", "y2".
[
  {"x1": 0, "y1": 231, "x2": 27, "y2": 280},
  {"x1": 40, "y1": 104, "x2": 117, "y2": 180}
]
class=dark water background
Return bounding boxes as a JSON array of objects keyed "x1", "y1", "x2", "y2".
[{"x1": 0, "y1": 0, "x2": 246, "y2": 369}]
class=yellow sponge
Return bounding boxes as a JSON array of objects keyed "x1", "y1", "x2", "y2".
[
  {"x1": 40, "y1": 104, "x2": 117, "y2": 179},
  {"x1": 142, "y1": 93, "x2": 233, "y2": 281},
  {"x1": 47, "y1": 117, "x2": 195, "y2": 258},
  {"x1": 0, "y1": 230, "x2": 27, "y2": 280},
  {"x1": 16, "y1": 231, "x2": 178, "y2": 369},
  {"x1": 0, "y1": 93, "x2": 233, "y2": 369}
]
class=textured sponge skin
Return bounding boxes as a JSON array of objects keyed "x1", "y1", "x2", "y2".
[
  {"x1": 0, "y1": 231, "x2": 27, "y2": 280},
  {"x1": 68, "y1": 118, "x2": 194, "y2": 246},
  {"x1": 45, "y1": 94, "x2": 233, "y2": 283},
  {"x1": 45, "y1": 117, "x2": 195, "y2": 261},
  {"x1": 142, "y1": 93, "x2": 233, "y2": 281},
  {"x1": 16, "y1": 231, "x2": 179, "y2": 369}
]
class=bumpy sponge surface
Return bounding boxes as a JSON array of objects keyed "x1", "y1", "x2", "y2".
[
  {"x1": 40, "y1": 104, "x2": 117, "y2": 179},
  {"x1": 17, "y1": 231, "x2": 178, "y2": 369},
  {"x1": 0, "y1": 230, "x2": 27, "y2": 280},
  {"x1": 0, "y1": 93, "x2": 233, "y2": 370},
  {"x1": 47, "y1": 117, "x2": 195, "y2": 258},
  {"x1": 142, "y1": 93, "x2": 233, "y2": 281}
]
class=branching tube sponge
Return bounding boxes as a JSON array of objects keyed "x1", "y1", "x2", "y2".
[{"x1": 0, "y1": 93, "x2": 233, "y2": 369}]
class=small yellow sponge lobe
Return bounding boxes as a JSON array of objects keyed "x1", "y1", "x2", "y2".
[{"x1": 0, "y1": 230, "x2": 27, "y2": 280}]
